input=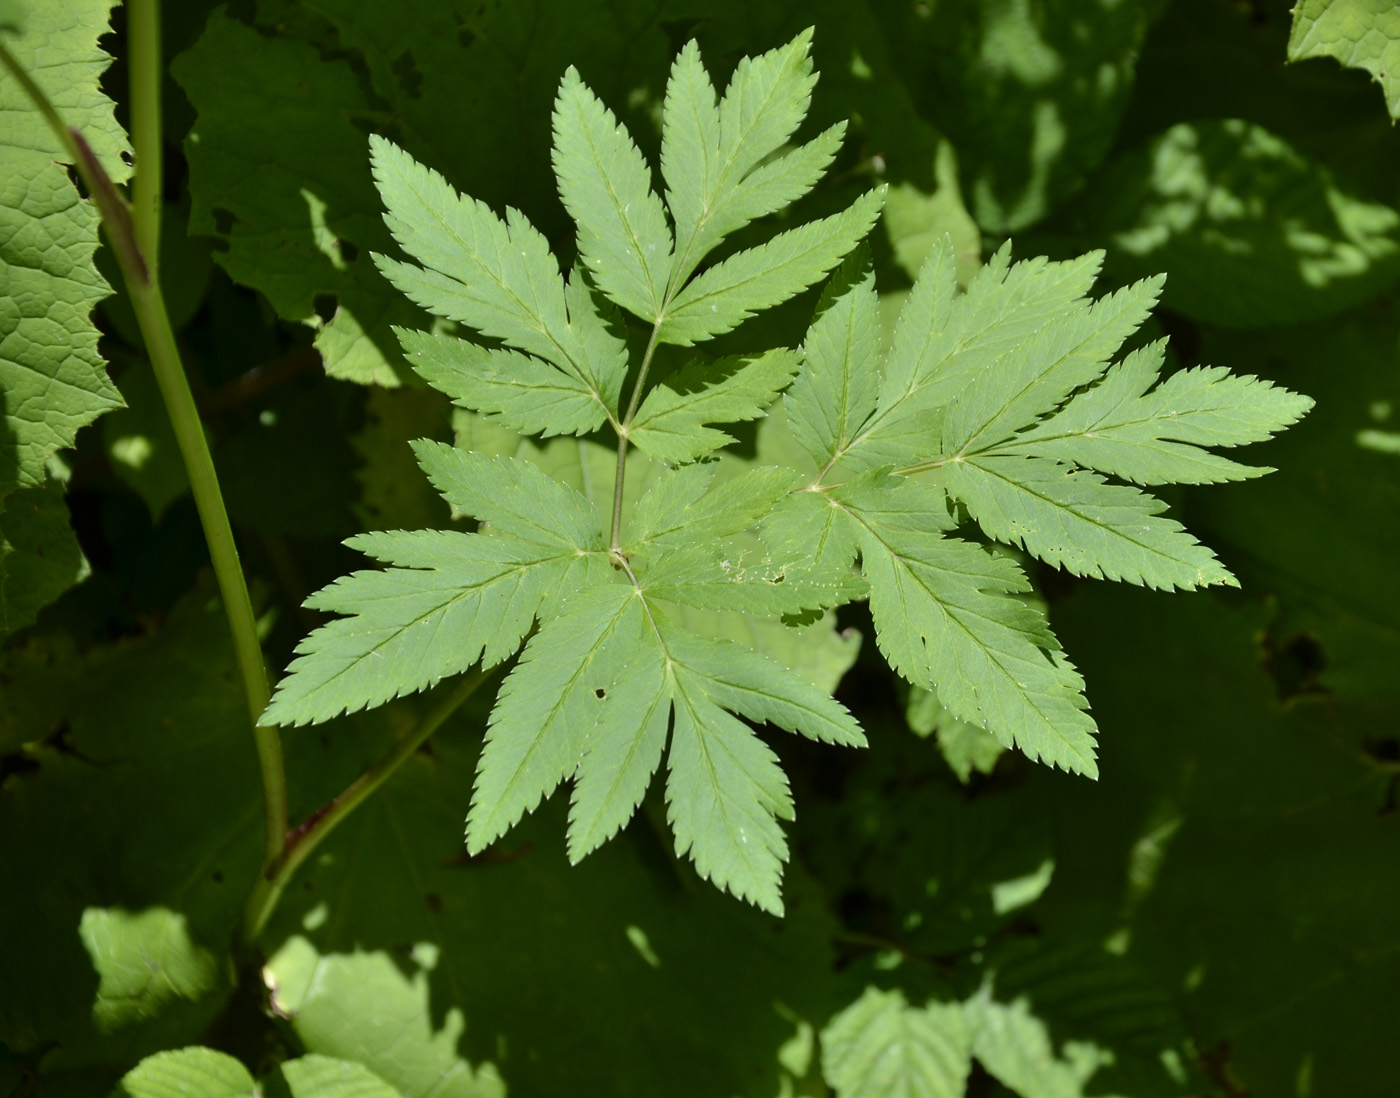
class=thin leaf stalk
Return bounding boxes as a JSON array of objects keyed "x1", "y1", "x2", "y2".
[
  {"x1": 2, "y1": 24, "x2": 286, "y2": 862},
  {"x1": 610, "y1": 316, "x2": 665, "y2": 549},
  {"x1": 242, "y1": 669, "x2": 492, "y2": 943}
]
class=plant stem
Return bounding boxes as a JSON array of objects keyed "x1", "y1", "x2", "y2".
[
  {"x1": 242, "y1": 669, "x2": 492, "y2": 943},
  {"x1": 127, "y1": 0, "x2": 162, "y2": 277},
  {"x1": 1, "y1": 22, "x2": 286, "y2": 862},
  {"x1": 610, "y1": 319, "x2": 664, "y2": 549}
]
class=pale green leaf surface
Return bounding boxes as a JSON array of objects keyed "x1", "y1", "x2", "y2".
[
  {"x1": 660, "y1": 188, "x2": 886, "y2": 345},
  {"x1": 261, "y1": 532, "x2": 600, "y2": 727},
  {"x1": 666, "y1": 678, "x2": 793, "y2": 915},
  {"x1": 79, "y1": 908, "x2": 218, "y2": 1036},
  {"x1": 821, "y1": 986, "x2": 971, "y2": 1098},
  {"x1": 668, "y1": 604, "x2": 860, "y2": 695},
  {"x1": 940, "y1": 275, "x2": 1163, "y2": 456},
  {"x1": 567, "y1": 616, "x2": 670, "y2": 862},
  {"x1": 370, "y1": 137, "x2": 575, "y2": 367},
  {"x1": 0, "y1": 481, "x2": 88, "y2": 636},
  {"x1": 113, "y1": 1047, "x2": 255, "y2": 1098},
  {"x1": 662, "y1": 31, "x2": 836, "y2": 285},
  {"x1": 277, "y1": 1054, "x2": 406, "y2": 1098},
  {"x1": 467, "y1": 583, "x2": 638, "y2": 852},
  {"x1": 0, "y1": 0, "x2": 125, "y2": 499},
  {"x1": 833, "y1": 478, "x2": 1097, "y2": 776},
  {"x1": 785, "y1": 251, "x2": 882, "y2": 470},
  {"x1": 626, "y1": 464, "x2": 798, "y2": 550},
  {"x1": 964, "y1": 985, "x2": 1109, "y2": 1098},
  {"x1": 396, "y1": 328, "x2": 605, "y2": 437},
  {"x1": 641, "y1": 543, "x2": 859, "y2": 616},
  {"x1": 1289, "y1": 0, "x2": 1400, "y2": 119},
  {"x1": 657, "y1": 623, "x2": 864, "y2": 749},
  {"x1": 553, "y1": 67, "x2": 672, "y2": 320},
  {"x1": 410, "y1": 442, "x2": 605, "y2": 548},
  {"x1": 630, "y1": 349, "x2": 800, "y2": 463},
  {"x1": 946, "y1": 456, "x2": 1233, "y2": 591},
  {"x1": 845, "y1": 243, "x2": 1104, "y2": 471},
  {"x1": 1005, "y1": 343, "x2": 1315, "y2": 485}
]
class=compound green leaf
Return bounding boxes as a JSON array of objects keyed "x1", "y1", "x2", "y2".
[
  {"x1": 371, "y1": 137, "x2": 620, "y2": 405},
  {"x1": 785, "y1": 250, "x2": 882, "y2": 471},
  {"x1": 625, "y1": 464, "x2": 798, "y2": 550},
  {"x1": 553, "y1": 66, "x2": 673, "y2": 321},
  {"x1": 113, "y1": 1047, "x2": 255, "y2": 1098},
  {"x1": 639, "y1": 543, "x2": 859, "y2": 616},
  {"x1": 396, "y1": 328, "x2": 605, "y2": 438},
  {"x1": 1289, "y1": 0, "x2": 1400, "y2": 119},
  {"x1": 833, "y1": 476, "x2": 1097, "y2": 776},
  {"x1": 0, "y1": 0, "x2": 125, "y2": 499},
  {"x1": 466, "y1": 582, "x2": 638, "y2": 854},
  {"x1": 261, "y1": 531, "x2": 603, "y2": 727},
  {"x1": 409, "y1": 442, "x2": 606, "y2": 548},
  {"x1": 665, "y1": 673, "x2": 793, "y2": 915},
  {"x1": 629, "y1": 349, "x2": 800, "y2": 463},
  {"x1": 945, "y1": 456, "x2": 1233, "y2": 591},
  {"x1": 1005, "y1": 342, "x2": 1315, "y2": 485},
  {"x1": 939, "y1": 275, "x2": 1163, "y2": 457},
  {"x1": 821, "y1": 987, "x2": 971, "y2": 1098},
  {"x1": 662, "y1": 31, "x2": 840, "y2": 287},
  {"x1": 660, "y1": 188, "x2": 886, "y2": 345}
]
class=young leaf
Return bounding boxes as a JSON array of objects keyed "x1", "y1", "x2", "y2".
[
  {"x1": 659, "y1": 187, "x2": 886, "y2": 345},
  {"x1": 552, "y1": 66, "x2": 673, "y2": 320},
  {"x1": 629, "y1": 349, "x2": 800, "y2": 463}
]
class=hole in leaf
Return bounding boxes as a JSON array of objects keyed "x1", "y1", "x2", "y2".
[
  {"x1": 120, "y1": 149, "x2": 134, "y2": 167},
  {"x1": 65, "y1": 163, "x2": 89, "y2": 198},
  {"x1": 211, "y1": 207, "x2": 237, "y2": 235},
  {"x1": 338, "y1": 239, "x2": 359, "y2": 264},
  {"x1": 594, "y1": 687, "x2": 606, "y2": 699},
  {"x1": 313, "y1": 293, "x2": 339, "y2": 324}
]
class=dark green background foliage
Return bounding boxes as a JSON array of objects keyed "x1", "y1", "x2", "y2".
[{"x1": 1, "y1": 1, "x2": 1397, "y2": 1096}]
